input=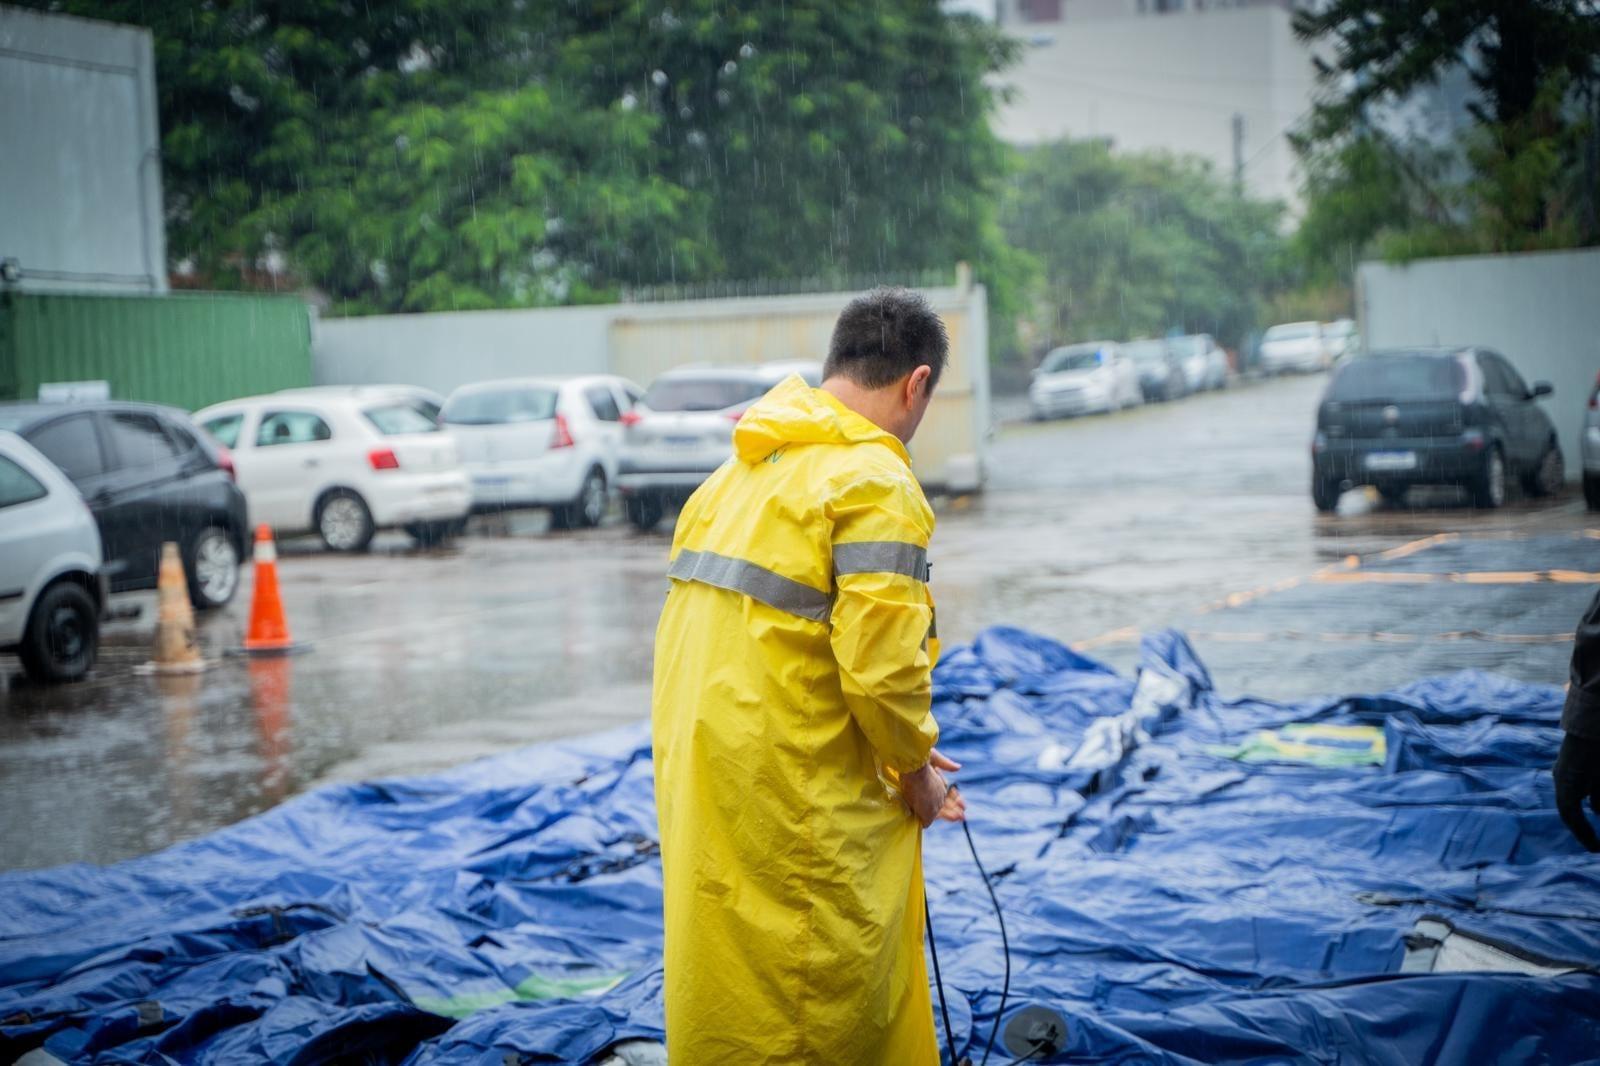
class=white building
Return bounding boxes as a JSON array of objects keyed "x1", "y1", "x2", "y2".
[
  {"x1": 991, "y1": 0, "x2": 1318, "y2": 208},
  {"x1": 0, "y1": 5, "x2": 167, "y2": 294}
]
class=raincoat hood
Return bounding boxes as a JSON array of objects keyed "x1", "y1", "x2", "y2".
[{"x1": 733, "y1": 375, "x2": 911, "y2": 466}]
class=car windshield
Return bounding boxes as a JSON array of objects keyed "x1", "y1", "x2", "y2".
[
  {"x1": 1042, "y1": 349, "x2": 1102, "y2": 373},
  {"x1": 1265, "y1": 324, "x2": 1318, "y2": 341},
  {"x1": 644, "y1": 377, "x2": 767, "y2": 412},
  {"x1": 365, "y1": 404, "x2": 439, "y2": 434},
  {"x1": 1123, "y1": 341, "x2": 1168, "y2": 364},
  {"x1": 442, "y1": 387, "x2": 558, "y2": 425},
  {"x1": 1327, "y1": 356, "x2": 1463, "y2": 402}
]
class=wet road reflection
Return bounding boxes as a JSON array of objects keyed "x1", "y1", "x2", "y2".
[{"x1": 1, "y1": 372, "x2": 1589, "y2": 869}]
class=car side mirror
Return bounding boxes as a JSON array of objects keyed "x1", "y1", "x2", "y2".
[{"x1": 1529, "y1": 381, "x2": 1553, "y2": 399}]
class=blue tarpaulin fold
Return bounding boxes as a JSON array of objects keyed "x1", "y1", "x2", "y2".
[{"x1": 2, "y1": 626, "x2": 1596, "y2": 1064}]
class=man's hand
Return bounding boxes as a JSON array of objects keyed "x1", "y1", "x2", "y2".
[
  {"x1": 903, "y1": 749, "x2": 967, "y2": 828},
  {"x1": 1554, "y1": 732, "x2": 1600, "y2": 852}
]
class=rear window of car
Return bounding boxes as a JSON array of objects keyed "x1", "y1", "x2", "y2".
[
  {"x1": 0, "y1": 455, "x2": 48, "y2": 509},
  {"x1": 442, "y1": 388, "x2": 558, "y2": 425},
  {"x1": 104, "y1": 412, "x2": 185, "y2": 469},
  {"x1": 365, "y1": 404, "x2": 439, "y2": 435},
  {"x1": 644, "y1": 377, "x2": 768, "y2": 412},
  {"x1": 1042, "y1": 349, "x2": 1102, "y2": 372},
  {"x1": 1327, "y1": 357, "x2": 1463, "y2": 402}
]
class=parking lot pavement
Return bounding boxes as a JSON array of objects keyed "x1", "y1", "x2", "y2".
[{"x1": 2, "y1": 371, "x2": 1593, "y2": 869}]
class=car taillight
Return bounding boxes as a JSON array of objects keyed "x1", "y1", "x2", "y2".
[
  {"x1": 1590, "y1": 371, "x2": 1600, "y2": 409},
  {"x1": 368, "y1": 447, "x2": 400, "y2": 470},
  {"x1": 216, "y1": 445, "x2": 237, "y2": 481},
  {"x1": 551, "y1": 413, "x2": 576, "y2": 449},
  {"x1": 726, "y1": 408, "x2": 747, "y2": 423},
  {"x1": 620, "y1": 410, "x2": 643, "y2": 427}
]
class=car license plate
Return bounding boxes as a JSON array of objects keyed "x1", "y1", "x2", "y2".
[
  {"x1": 474, "y1": 475, "x2": 509, "y2": 486},
  {"x1": 1365, "y1": 451, "x2": 1417, "y2": 471},
  {"x1": 663, "y1": 435, "x2": 701, "y2": 448}
]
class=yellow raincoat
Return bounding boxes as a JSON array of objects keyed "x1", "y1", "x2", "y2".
[{"x1": 652, "y1": 375, "x2": 942, "y2": 1064}]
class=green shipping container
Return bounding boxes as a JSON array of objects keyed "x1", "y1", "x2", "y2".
[{"x1": 0, "y1": 290, "x2": 312, "y2": 412}]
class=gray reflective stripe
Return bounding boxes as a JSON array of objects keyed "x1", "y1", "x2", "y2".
[
  {"x1": 833, "y1": 541, "x2": 930, "y2": 582},
  {"x1": 667, "y1": 549, "x2": 832, "y2": 623}
]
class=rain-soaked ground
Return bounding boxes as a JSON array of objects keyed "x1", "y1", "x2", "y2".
[{"x1": 2, "y1": 371, "x2": 1593, "y2": 870}]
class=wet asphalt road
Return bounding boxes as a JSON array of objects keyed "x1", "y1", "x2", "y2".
[{"x1": 2, "y1": 371, "x2": 1593, "y2": 870}]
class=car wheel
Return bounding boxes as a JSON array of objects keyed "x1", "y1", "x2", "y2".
[
  {"x1": 1524, "y1": 443, "x2": 1564, "y2": 497},
  {"x1": 404, "y1": 519, "x2": 457, "y2": 548},
  {"x1": 566, "y1": 467, "x2": 607, "y2": 529},
  {"x1": 18, "y1": 581, "x2": 99, "y2": 684},
  {"x1": 1312, "y1": 476, "x2": 1342, "y2": 513},
  {"x1": 186, "y1": 525, "x2": 240, "y2": 609},
  {"x1": 1586, "y1": 474, "x2": 1600, "y2": 512},
  {"x1": 1470, "y1": 447, "x2": 1506, "y2": 509},
  {"x1": 317, "y1": 490, "x2": 375, "y2": 552},
  {"x1": 626, "y1": 494, "x2": 664, "y2": 532}
]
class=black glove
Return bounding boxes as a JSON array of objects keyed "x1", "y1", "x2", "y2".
[{"x1": 1553, "y1": 732, "x2": 1600, "y2": 852}]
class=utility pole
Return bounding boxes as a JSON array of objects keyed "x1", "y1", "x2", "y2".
[{"x1": 1231, "y1": 112, "x2": 1245, "y2": 195}]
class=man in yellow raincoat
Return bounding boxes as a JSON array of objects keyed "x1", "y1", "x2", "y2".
[{"x1": 653, "y1": 287, "x2": 966, "y2": 1064}]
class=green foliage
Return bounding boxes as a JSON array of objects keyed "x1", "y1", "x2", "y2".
[
  {"x1": 23, "y1": 1, "x2": 1019, "y2": 330},
  {"x1": 1293, "y1": 0, "x2": 1600, "y2": 251},
  {"x1": 1000, "y1": 140, "x2": 1289, "y2": 355},
  {"x1": 1290, "y1": 134, "x2": 1451, "y2": 286}
]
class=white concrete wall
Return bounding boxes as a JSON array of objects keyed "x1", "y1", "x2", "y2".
[
  {"x1": 313, "y1": 280, "x2": 993, "y2": 491},
  {"x1": 0, "y1": 6, "x2": 166, "y2": 294},
  {"x1": 1358, "y1": 249, "x2": 1600, "y2": 479},
  {"x1": 993, "y1": 5, "x2": 1316, "y2": 208},
  {"x1": 313, "y1": 305, "x2": 613, "y2": 393}
]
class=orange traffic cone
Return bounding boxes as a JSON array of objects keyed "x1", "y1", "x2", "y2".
[
  {"x1": 137, "y1": 542, "x2": 208, "y2": 674},
  {"x1": 240, "y1": 525, "x2": 305, "y2": 656}
]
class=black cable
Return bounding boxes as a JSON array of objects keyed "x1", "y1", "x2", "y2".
[
  {"x1": 1001, "y1": 1050, "x2": 1046, "y2": 1066},
  {"x1": 963, "y1": 818, "x2": 1011, "y2": 1066},
  {"x1": 925, "y1": 893, "x2": 959, "y2": 1063}
]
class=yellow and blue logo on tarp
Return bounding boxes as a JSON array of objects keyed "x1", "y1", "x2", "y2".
[{"x1": 1211, "y1": 722, "x2": 1386, "y2": 767}]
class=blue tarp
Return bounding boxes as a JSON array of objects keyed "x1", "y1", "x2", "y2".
[{"x1": 2, "y1": 627, "x2": 1597, "y2": 1064}]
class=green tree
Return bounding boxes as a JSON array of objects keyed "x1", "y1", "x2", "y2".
[
  {"x1": 1001, "y1": 140, "x2": 1288, "y2": 354},
  {"x1": 1294, "y1": 0, "x2": 1600, "y2": 246},
  {"x1": 1290, "y1": 134, "x2": 1453, "y2": 285},
  {"x1": 25, "y1": 1, "x2": 1022, "y2": 328}
]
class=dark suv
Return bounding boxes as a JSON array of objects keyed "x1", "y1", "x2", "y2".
[
  {"x1": 1311, "y1": 348, "x2": 1562, "y2": 511},
  {"x1": 0, "y1": 402, "x2": 250, "y2": 608}
]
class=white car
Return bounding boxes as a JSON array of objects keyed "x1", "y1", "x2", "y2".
[
  {"x1": 442, "y1": 375, "x2": 642, "y2": 528},
  {"x1": 1029, "y1": 342, "x2": 1143, "y2": 418},
  {"x1": 277, "y1": 384, "x2": 447, "y2": 424},
  {"x1": 1259, "y1": 321, "x2": 1329, "y2": 374},
  {"x1": 1172, "y1": 334, "x2": 1230, "y2": 392},
  {"x1": 617, "y1": 362, "x2": 821, "y2": 530},
  {"x1": 1323, "y1": 319, "x2": 1361, "y2": 365},
  {"x1": 0, "y1": 431, "x2": 105, "y2": 682},
  {"x1": 194, "y1": 394, "x2": 471, "y2": 551}
]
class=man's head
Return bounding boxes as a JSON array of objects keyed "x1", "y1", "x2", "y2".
[{"x1": 821, "y1": 287, "x2": 949, "y2": 443}]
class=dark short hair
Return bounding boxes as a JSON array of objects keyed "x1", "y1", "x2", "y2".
[{"x1": 823, "y1": 287, "x2": 949, "y2": 390}]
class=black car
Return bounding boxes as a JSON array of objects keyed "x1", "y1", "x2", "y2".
[
  {"x1": 0, "y1": 402, "x2": 249, "y2": 608},
  {"x1": 1311, "y1": 348, "x2": 1563, "y2": 512},
  {"x1": 1122, "y1": 339, "x2": 1188, "y2": 402}
]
